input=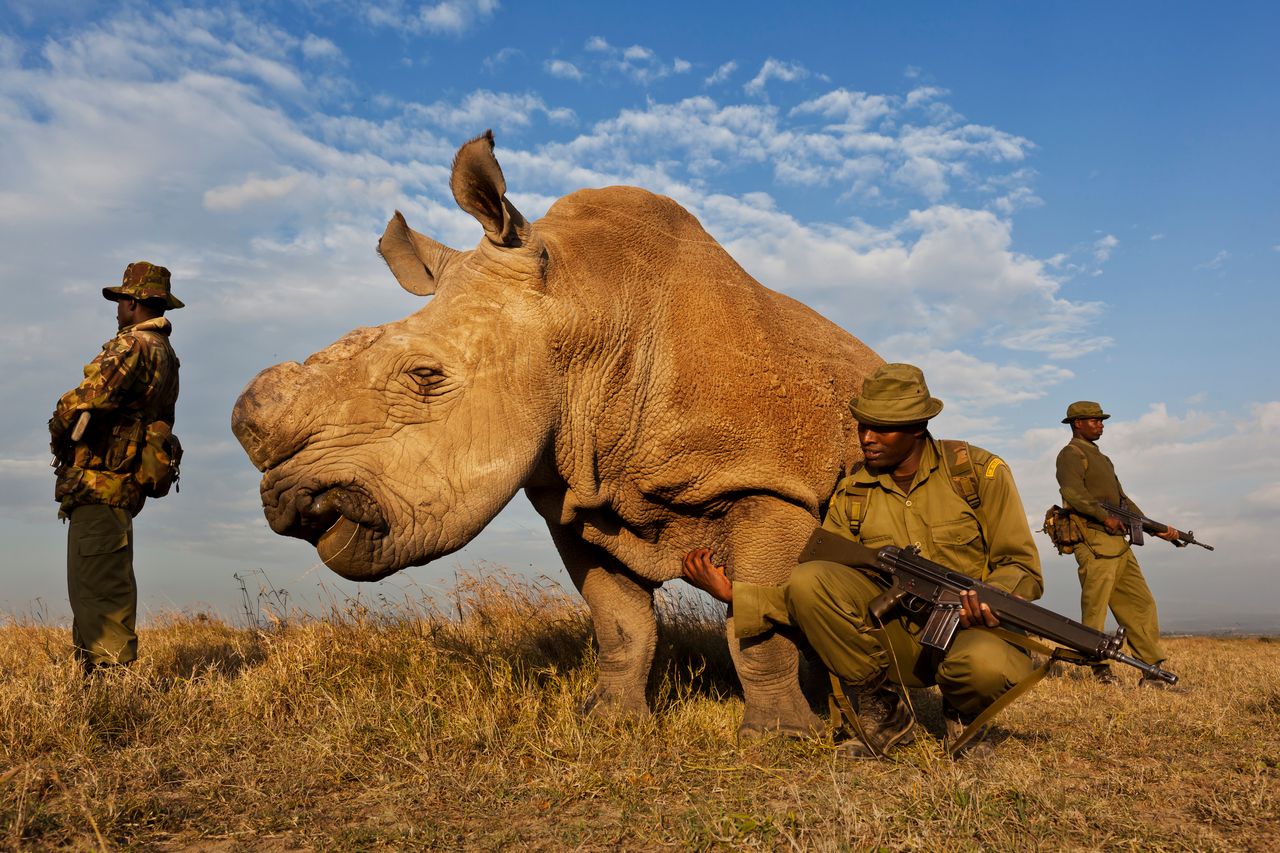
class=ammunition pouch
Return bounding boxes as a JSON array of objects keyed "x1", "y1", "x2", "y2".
[
  {"x1": 105, "y1": 418, "x2": 145, "y2": 472},
  {"x1": 1041, "y1": 505, "x2": 1085, "y2": 555},
  {"x1": 136, "y1": 421, "x2": 182, "y2": 498}
]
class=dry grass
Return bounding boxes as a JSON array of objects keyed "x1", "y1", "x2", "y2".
[{"x1": 2, "y1": 572, "x2": 1277, "y2": 851}]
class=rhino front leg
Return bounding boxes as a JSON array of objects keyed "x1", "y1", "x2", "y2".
[
  {"x1": 550, "y1": 528, "x2": 657, "y2": 716},
  {"x1": 725, "y1": 497, "x2": 824, "y2": 739},
  {"x1": 727, "y1": 624, "x2": 821, "y2": 738}
]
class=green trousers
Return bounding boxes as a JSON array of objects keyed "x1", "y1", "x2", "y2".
[
  {"x1": 786, "y1": 560, "x2": 1034, "y2": 716},
  {"x1": 67, "y1": 504, "x2": 137, "y2": 668},
  {"x1": 1074, "y1": 527, "x2": 1166, "y2": 666}
]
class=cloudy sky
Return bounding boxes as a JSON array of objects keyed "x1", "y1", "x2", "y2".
[{"x1": 1, "y1": 1, "x2": 1275, "y2": 632}]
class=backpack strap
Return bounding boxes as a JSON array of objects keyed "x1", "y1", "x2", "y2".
[
  {"x1": 939, "y1": 439, "x2": 982, "y2": 510},
  {"x1": 1067, "y1": 442, "x2": 1088, "y2": 470},
  {"x1": 839, "y1": 462, "x2": 874, "y2": 537}
]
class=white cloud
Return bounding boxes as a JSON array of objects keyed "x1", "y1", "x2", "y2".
[
  {"x1": 385, "y1": 0, "x2": 500, "y2": 35},
  {"x1": 1196, "y1": 249, "x2": 1229, "y2": 271},
  {"x1": 0, "y1": 34, "x2": 22, "y2": 69},
  {"x1": 705, "y1": 60, "x2": 736, "y2": 86},
  {"x1": 483, "y1": 46, "x2": 521, "y2": 73},
  {"x1": 408, "y1": 89, "x2": 575, "y2": 131},
  {"x1": 1150, "y1": 232, "x2": 1165, "y2": 241},
  {"x1": 744, "y1": 58, "x2": 811, "y2": 96},
  {"x1": 301, "y1": 34, "x2": 344, "y2": 64},
  {"x1": 1093, "y1": 233, "x2": 1118, "y2": 262},
  {"x1": 545, "y1": 59, "x2": 582, "y2": 81},
  {"x1": 580, "y1": 38, "x2": 689, "y2": 84},
  {"x1": 203, "y1": 172, "x2": 307, "y2": 211}
]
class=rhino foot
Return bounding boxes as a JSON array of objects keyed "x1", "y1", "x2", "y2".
[
  {"x1": 738, "y1": 695, "x2": 822, "y2": 740},
  {"x1": 581, "y1": 684, "x2": 650, "y2": 718}
]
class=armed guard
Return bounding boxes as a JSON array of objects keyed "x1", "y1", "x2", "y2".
[
  {"x1": 49, "y1": 262, "x2": 183, "y2": 673},
  {"x1": 1054, "y1": 401, "x2": 1186, "y2": 690},
  {"x1": 681, "y1": 363, "x2": 1044, "y2": 757}
]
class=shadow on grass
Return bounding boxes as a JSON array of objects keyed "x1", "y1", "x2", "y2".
[{"x1": 152, "y1": 637, "x2": 268, "y2": 682}]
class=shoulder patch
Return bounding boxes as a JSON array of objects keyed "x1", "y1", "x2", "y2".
[{"x1": 984, "y1": 457, "x2": 1006, "y2": 479}]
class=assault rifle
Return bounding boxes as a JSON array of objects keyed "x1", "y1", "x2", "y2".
[
  {"x1": 799, "y1": 530, "x2": 1179, "y2": 684},
  {"x1": 1100, "y1": 500, "x2": 1213, "y2": 551}
]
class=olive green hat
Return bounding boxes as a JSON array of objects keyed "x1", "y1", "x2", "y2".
[
  {"x1": 1062, "y1": 401, "x2": 1110, "y2": 424},
  {"x1": 102, "y1": 261, "x2": 184, "y2": 310},
  {"x1": 848, "y1": 363, "x2": 944, "y2": 426}
]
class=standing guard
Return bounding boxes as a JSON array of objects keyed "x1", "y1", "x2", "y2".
[{"x1": 49, "y1": 262, "x2": 183, "y2": 673}]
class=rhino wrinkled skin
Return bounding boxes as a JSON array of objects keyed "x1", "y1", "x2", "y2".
[{"x1": 233, "y1": 131, "x2": 883, "y2": 736}]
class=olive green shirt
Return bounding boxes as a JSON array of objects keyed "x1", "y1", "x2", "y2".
[
  {"x1": 733, "y1": 437, "x2": 1044, "y2": 638},
  {"x1": 1054, "y1": 437, "x2": 1143, "y2": 525}
]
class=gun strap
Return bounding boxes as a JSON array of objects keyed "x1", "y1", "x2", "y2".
[
  {"x1": 946, "y1": 628, "x2": 1093, "y2": 756},
  {"x1": 834, "y1": 440, "x2": 981, "y2": 539}
]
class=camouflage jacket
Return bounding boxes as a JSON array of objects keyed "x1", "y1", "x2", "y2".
[{"x1": 50, "y1": 317, "x2": 180, "y2": 517}]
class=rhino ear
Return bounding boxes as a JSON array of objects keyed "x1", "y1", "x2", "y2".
[
  {"x1": 377, "y1": 211, "x2": 461, "y2": 297},
  {"x1": 450, "y1": 129, "x2": 529, "y2": 247}
]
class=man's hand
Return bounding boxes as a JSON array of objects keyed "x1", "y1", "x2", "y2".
[
  {"x1": 1156, "y1": 525, "x2": 1187, "y2": 547},
  {"x1": 958, "y1": 589, "x2": 1001, "y2": 629},
  {"x1": 1104, "y1": 516, "x2": 1127, "y2": 535},
  {"x1": 681, "y1": 548, "x2": 733, "y2": 604}
]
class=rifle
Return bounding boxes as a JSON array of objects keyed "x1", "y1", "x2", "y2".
[
  {"x1": 1099, "y1": 500, "x2": 1213, "y2": 550},
  {"x1": 799, "y1": 529, "x2": 1178, "y2": 684}
]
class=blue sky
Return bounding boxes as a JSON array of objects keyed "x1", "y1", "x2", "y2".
[{"x1": 1, "y1": 1, "x2": 1276, "y2": 631}]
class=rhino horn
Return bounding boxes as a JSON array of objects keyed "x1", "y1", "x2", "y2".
[
  {"x1": 377, "y1": 210, "x2": 461, "y2": 297},
  {"x1": 450, "y1": 129, "x2": 530, "y2": 248}
]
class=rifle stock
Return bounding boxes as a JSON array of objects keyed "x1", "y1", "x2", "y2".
[{"x1": 798, "y1": 529, "x2": 1179, "y2": 684}]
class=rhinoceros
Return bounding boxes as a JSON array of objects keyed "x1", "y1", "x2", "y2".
[{"x1": 232, "y1": 131, "x2": 882, "y2": 736}]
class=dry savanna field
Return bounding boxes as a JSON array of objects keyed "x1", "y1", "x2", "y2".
[{"x1": 2, "y1": 572, "x2": 1277, "y2": 851}]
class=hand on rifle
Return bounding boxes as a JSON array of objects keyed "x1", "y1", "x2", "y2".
[
  {"x1": 958, "y1": 589, "x2": 1001, "y2": 629},
  {"x1": 1104, "y1": 516, "x2": 1127, "y2": 535},
  {"x1": 681, "y1": 548, "x2": 733, "y2": 604},
  {"x1": 1156, "y1": 525, "x2": 1187, "y2": 547}
]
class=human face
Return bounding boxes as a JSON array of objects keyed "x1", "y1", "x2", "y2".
[
  {"x1": 115, "y1": 297, "x2": 135, "y2": 329},
  {"x1": 857, "y1": 422, "x2": 926, "y2": 474},
  {"x1": 1073, "y1": 417, "x2": 1105, "y2": 442}
]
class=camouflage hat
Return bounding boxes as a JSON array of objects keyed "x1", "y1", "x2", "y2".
[
  {"x1": 848, "y1": 363, "x2": 944, "y2": 426},
  {"x1": 1062, "y1": 401, "x2": 1110, "y2": 424},
  {"x1": 102, "y1": 261, "x2": 184, "y2": 310}
]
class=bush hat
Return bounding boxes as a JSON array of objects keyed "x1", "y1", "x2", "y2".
[
  {"x1": 102, "y1": 261, "x2": 184, "y2": 309},
  {"x1": 1062, "y1": 401, "x2": 1110, "y2": 424},
  {"x1": 848, "y1": 363, "x2": 944, "y2": 426}
]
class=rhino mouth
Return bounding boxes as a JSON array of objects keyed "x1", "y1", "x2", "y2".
[{"x1": 267, "y1": 480, "x2": 390, "y2": 546}]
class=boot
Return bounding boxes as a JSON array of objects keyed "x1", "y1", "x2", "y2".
[
  {"x1": 1091, "y1": 665, "x2": 1121, "y2": 686},
  {"x1": 834, "y1": 678, "x2": 915, "y2": 760},
  {"x1": 943, "y1": 701, "x2": 995, "y2": 759}
]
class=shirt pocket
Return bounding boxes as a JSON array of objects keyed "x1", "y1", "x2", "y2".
[{"x1": 930, "y1": 519, "x2": 986, "y2": 578}]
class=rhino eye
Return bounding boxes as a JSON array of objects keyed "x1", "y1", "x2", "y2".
[{"x1": 406, "y1": 365, "x2": 448, "y2": 397}]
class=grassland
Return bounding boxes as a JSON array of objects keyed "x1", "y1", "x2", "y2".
[{"x1": 2, "y1": 572, "x2": 1277, "y2": 851}]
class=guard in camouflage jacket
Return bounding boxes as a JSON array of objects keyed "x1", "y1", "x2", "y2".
[{"x1": 49, "y1": 262, "x2": 182, "y2": 672}]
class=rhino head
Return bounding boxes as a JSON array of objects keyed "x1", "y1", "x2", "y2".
[{"x1": 233, "y1": 131, "x2": 558, "y2": 580}]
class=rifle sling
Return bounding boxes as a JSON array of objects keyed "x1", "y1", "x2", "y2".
[{"x1": 944, "y1": 628, "x2": 1091, "y2": 755}]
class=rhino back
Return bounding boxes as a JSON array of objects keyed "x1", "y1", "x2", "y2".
[{"x1": 534, "y1": 186, "x2": 881, "y2": 517}]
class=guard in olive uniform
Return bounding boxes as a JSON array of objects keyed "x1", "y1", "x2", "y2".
[
  {"x1": 1055, "y1": 401, "x2": 1180, "y2": 688},
  {"x1": 49, "y1": 262, "x2": 182, "y2": 672},
  {"x1": 683, "y1": 363, "x2": 1042, "y2": 758}
]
